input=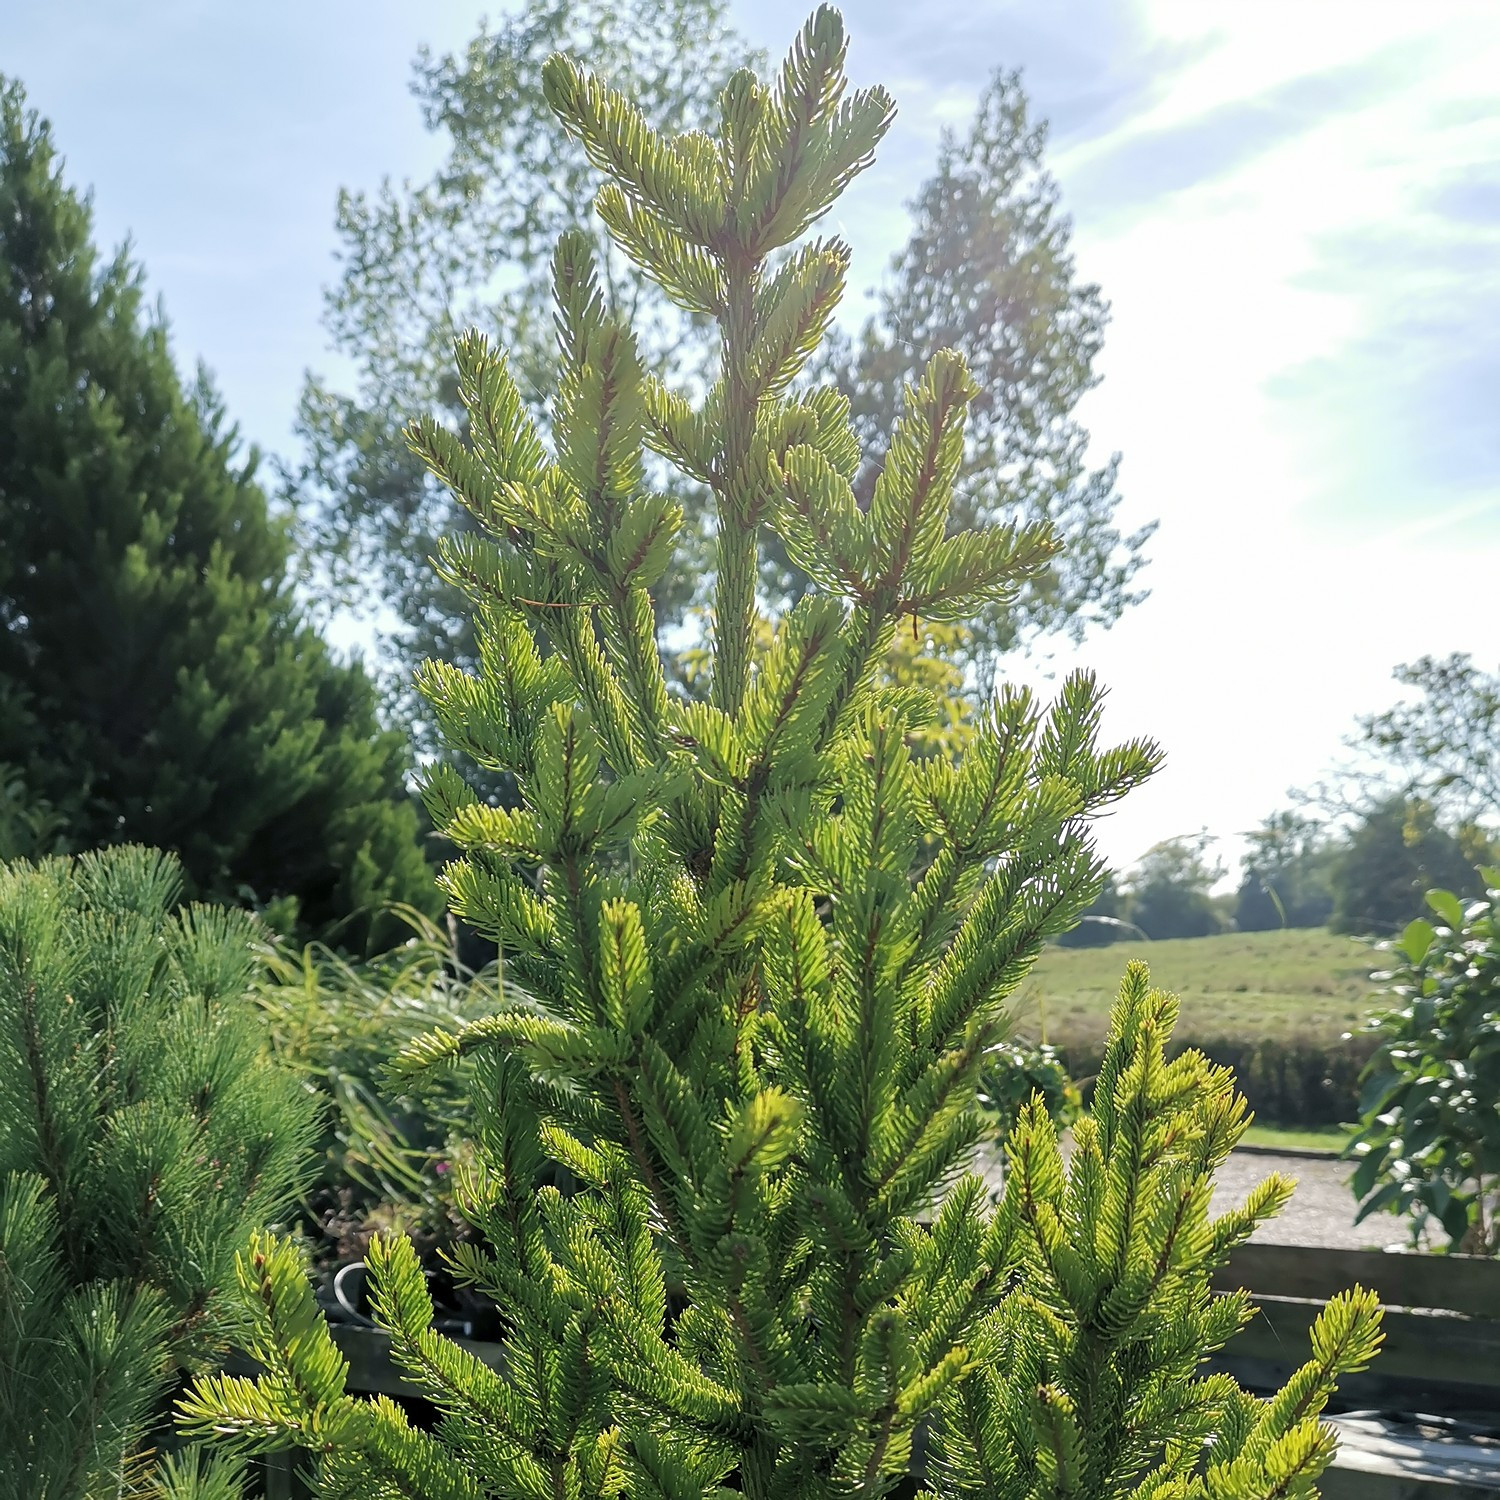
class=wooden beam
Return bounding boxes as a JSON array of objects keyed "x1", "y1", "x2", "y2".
[
  {"x1": 1233, "y1": 1296, "x2": 1499, "y2": 1388},
  {"x1": 1214, "y1": 1243, "x2": 1500, "y2": 1318}
]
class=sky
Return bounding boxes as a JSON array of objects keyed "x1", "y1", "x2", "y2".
[{"x1": 5, "y1": 1, "x2": 1498, "y2": 884}]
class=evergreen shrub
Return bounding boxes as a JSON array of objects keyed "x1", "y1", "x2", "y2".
[
  {"x1": 0, "y1": 81, "x2": 438, "y2": 951},
  {"x1": 0, "y1": 846, "x2": 315, "y2": 1498},
  {"x1": 182, "y1": 12, "x2": 1382, "y2": 1496}
]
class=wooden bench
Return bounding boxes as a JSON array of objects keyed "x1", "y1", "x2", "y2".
[{"x1": 1211, "y1": 1242, "x2": 1500, "y2": 1498}]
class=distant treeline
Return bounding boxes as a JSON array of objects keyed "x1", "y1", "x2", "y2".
[{"x1": 1065, "y1": 798, "x2": 1498, "y2": 945}]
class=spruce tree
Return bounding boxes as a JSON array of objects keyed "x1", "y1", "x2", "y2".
[
  {"x1": 182, "y1": 13, "x2": 1381, "y2": 1496},
  {"x1": 294, "y1": 0, "x2": 1146, "y2": 755},
  {"x1": 0, "y1": 80, "x2": 437, "y2": 950},
  {"x1": 0, "y1": 845, "x2": 316, "y2": 1498},
  {"x1": 812, "y1": 67, "x2": 1153, "y2": 669}
]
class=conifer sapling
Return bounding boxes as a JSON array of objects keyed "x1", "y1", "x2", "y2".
[
  {"x1": 182, "y1": 11, "x2": 1381, "y2": 1497},
  {"x1": 0, "y1": 846, "x2": 315, "y2": 1499}
]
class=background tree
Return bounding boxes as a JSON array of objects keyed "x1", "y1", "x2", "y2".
[
  {"x1": 0, "y1": 82, "x2": 438, "y2": 950},
  {"x1": 812, "y1": 68, "x2": 1153, "y2": 674},
  {"x1": 1234, "y1": 809, "x2": 1336, "y2": 932},
  {"x1": 1053, "y1": 868, "x2": 1135, "y2": 946},
  {"x1": 1327, "y1": 796, "x2": 1488, "y2": 936},
  {"x1": 0, "y1": 845, "x2": 315, "y2": 1497},
  {"x1": 1121, "y1": 831, "x2": 1228, "y2": 940},
  {"x1": 294, "y1": 0, "x2": 751, "y2": 758},
  {"x1": 294, "y1": 0, "x2": 1150, "y2": 757},
  {"x1": 1352, "y1": 654, "x2": 1500, "y2": 830}
]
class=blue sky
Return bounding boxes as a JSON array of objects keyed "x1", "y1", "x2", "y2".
[{"x1": 5, "y1": 1, "x2": 1498, "y2": 881}]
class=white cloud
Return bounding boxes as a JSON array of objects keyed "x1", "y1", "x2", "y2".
[
  {"x1": 732, "y1": 1, "x2": 1500, "y2": 885},
  {"x1": 14, "y1": 0, "x2": 1493, "y2": 887},
  {"x1": 1027, "y1": 3, "x2": 1500, "y2": 877}
]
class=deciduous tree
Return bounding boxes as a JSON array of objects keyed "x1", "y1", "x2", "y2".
[
  {"x1": 1328, "y1": 797, "x2": 1486, "y2": 936},
  {"x1": 1354, "y1": 654, "x2": 1500, "y2": 829},
  {"x1": 293, "y1": 1, "x2": 1150, "y2": 756},
  {"x1": 1122, "y1": 832, "x2": 1227, "y2": 941},
  {"x1": 1234, "y1": 810, "x2": 1336, "y2": 932}
]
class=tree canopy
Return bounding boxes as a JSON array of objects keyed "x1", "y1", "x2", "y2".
[
  {"x1": 0, "y1": 80, "x2": 438, "y2": 949},
  {"x1": 816, "y1": 68, "x2": 1153, "y2": 668},
  {"x1": 1233, "y1": 810, "x2": 1335, "y2": 932},
  {"x1": 1328, "y1": 797, "x2": 1489, "y2": 936},
  {"x1": 1121, "y1": 833, "x2": 1227, "y2": 942},
  {"x1": 1353, "y1": 654, "x2": 1499, "y2": 829},
  {"x1": 182, "y1": 17, "x2": 1378, "y2": 1494}
]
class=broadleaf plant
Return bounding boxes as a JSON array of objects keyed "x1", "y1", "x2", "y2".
[
  {"x1": 182, "y1": 11, "x2": 1382, "y2": 1496},
  {"x1": 1347, "y1": 872, "x2": 1500, "y2": 1254}
]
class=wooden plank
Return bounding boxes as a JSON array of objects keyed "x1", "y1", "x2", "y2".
[
  {"x1": 1215, "y1": 1243, "x2": 1500, "y2": 1319},
  {"x1": 1322, "y1": 1462, "x2": 1500, "y2": 1500},
  {"x1": 315, "y1": 1290, "x2": 1500, "y2": 1407},
  {"x1": 255, "y1": 1326, "x2": 1500, "y2": 1499},
  {"x1": 1223, "y1": 1296, "x2": 1500, "y2": 1392},
  {"x1": 1323, "y1": 1415, "x2": 1500, "y2": 1500}
]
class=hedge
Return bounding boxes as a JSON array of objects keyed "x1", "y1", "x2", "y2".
[{"x1": 1051, "y1": 1029, "x2": 1377, "y2": 1127}]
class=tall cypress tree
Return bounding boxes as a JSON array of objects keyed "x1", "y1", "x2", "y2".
[{"x1": 0, "y1": 80, "x2": 437, "y2": 949}]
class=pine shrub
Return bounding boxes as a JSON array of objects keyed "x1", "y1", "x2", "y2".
[
  {"x1": 0, "y1": 846, "x2": 316, "y2": 1497},
  {"x1": 181, "y1": 11, "x2": 1381, "y2": 1496}
]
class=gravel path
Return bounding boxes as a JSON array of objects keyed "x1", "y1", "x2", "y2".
[
  {"x1": 972, "y1": 1146, "x2": 1411, "y2": 1251},
  {"x1": 1208, "y1": 1150, "x2": 1410, "y2": 1250}
]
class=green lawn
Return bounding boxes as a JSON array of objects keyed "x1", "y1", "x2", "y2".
[
  {"x1": 1012, "y1": 929, "x2": 1379, "y2": 1050},
  {"x1": 1240, "y1": 1123, "x2": 1355, "y2": 1153}
]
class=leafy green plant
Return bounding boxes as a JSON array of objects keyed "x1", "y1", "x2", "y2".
[
  {"x1": 0, "y1": 846, "x2": 314, "y2": 1498},
  {"x1": 977, "y1": 1037, "x2": 1080, "y2": 1139},
  {"x1": 254, "y1": 908, "x2": 502, "y2": 1259},
  {"x1": 1347, "y1": 872, "x2": 1500, "y2": 1253},
  {"x1": 181, "y1": 12, "x2": 1379, "y2": 1496}
]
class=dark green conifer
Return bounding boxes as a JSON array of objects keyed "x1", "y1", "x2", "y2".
[
  {"x1": 182, "y1": 13, "x2": 1381, "y2": 1497},
  {"x1": 0, "y1": 80, "x2": 437, "y2": 950}
]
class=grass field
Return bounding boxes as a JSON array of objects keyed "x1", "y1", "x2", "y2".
[
  {"x1": 1240, "y1": 1123, "x2": 1354, "y2": 1153},
  {"x1": 1011, "y1": 929, "x2": 1379, "y2": 1050}
]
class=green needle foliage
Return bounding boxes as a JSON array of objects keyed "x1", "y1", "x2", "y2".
[
  {"x1": 0, "y1": 82, "x2": 439, "y2": 951},
  {"x1": 181, "y1": 11, "x2": 1380, "y2": 1497},
  {"x1": 0, "y1": 845, "x2": 315, "y2": 1498},
  {"x1": 930, "y1": 967, "x2": 1383, "y2": 1499}
]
